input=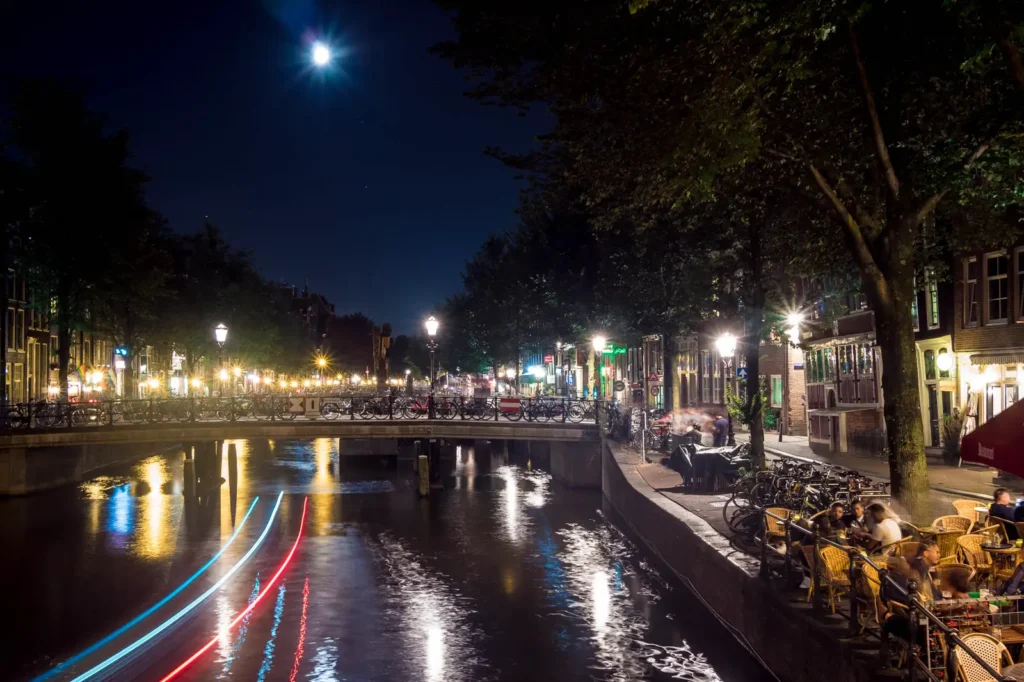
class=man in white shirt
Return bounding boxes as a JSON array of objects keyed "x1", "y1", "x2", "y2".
[{"x1": 867, "y1": 502, "x2": 902, "y2": 550}]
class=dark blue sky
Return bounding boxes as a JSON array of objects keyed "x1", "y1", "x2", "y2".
[{"x1": 1, "y1": 0, "x2": 540, "y2": 333}]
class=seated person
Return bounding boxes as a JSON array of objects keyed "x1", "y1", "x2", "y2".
[
  {"x1": 990, "y1": 488, "x2": 1021, "y2": 540},
  {"x1": 843, "y1": 500, "x2": 868, "y2": 532},
  {"x1": 909, "y1": 540, "x2": 941, "y2": 601},
  {"x1": 938, "y1": 567, "x2": 972, "y2": 600},
  {"x1": 863, "y1": 503, "x2": 902, "y2": 552},
  {"x1": 824, "y1": 502, "x2": 847, "y2": 537}
]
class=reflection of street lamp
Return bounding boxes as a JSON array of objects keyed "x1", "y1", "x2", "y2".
[
  {"x1": 425, "y1": 316, "x2": 439, "y2": 391},
  {"x1": 715, "y1": 332, "x2": 737, "y2": 446},
  {"x1": 592, "y1": 335, "x2": 607, "y2": 400}
]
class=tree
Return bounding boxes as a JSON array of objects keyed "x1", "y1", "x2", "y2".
[
  {"x1": 6, "y1": 80, "x2": 154, "y2": 396},
  {"x1": 437, "y1": 0, "x2": 1024, "y2": 515}
]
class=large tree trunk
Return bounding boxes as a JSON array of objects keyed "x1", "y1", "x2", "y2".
[
  {"x1": 867, "y1": 222, "x2": 930, "y2": 520},
  {"x1": 744, "y1": 221, "x2": 767, "y2": 468}
]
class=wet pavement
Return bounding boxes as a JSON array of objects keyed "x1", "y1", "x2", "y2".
[{"x1": 1, "y1": 439, "x2": 773, "y2": 681}]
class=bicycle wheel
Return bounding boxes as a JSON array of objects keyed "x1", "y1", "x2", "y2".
[
  {"x1": 566, "y1": 402, "x2": 586, "y2": 423},
  {"x1": 277, "y1": 399, "x2": 297, "y2": 421}
]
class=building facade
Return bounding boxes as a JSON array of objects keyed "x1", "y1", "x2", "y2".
[
  {"x1": 4, "y1": 272, "x2": 52, "y2": 403},
  {"x1": 953, "y1": 245, "x2": 1024, "y2": 431}
]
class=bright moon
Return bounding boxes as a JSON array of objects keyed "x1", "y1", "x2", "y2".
[{"x1": 312, "y1": 42, "x2": 330, "y2": 66}]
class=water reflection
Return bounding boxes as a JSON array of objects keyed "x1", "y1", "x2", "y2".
[{"x1": 371, "y1": 535, "x2": 484, "y2": 682}]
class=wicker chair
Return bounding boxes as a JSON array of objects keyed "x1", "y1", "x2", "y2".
[
  {"x1": 953, "y1": 499, "x2": 985, "y2": 526},
  {"x1": 857, "y1": 559, "x2": 884, "y2": 632},
  {"x1": 958, "y1": 534, "x2": 994, "y2": 582},
  {"x1": 935, "y1": 529, "x2": 967, "y2": 565},
  {"x1": 818, "y1": 545, "x2": 852, "y2": 614},
  {"x1": 934, "y1": 515, "x2": 973, "y2": 534},
  {"x1": 954, "y1": 632, "x2": 1013, "y2": 682},
  {"x1": 764, "y1": 507, "x2": 791, "y2": 542},
  {"x1": 886, "y1": 540, "x2": 922, "y2": 560},
  {"x1": 935, "y1": 562, "x2": 977, "y2": 587},
  {"x1": 989, "y1": 516, "x2": 1016, "y2": 543}
]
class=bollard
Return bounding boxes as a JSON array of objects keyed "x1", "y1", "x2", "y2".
[{"x1": 418, "y1": 455, "x2": 429, "y2": 497}]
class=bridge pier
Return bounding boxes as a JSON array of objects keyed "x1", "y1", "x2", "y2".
[{"x1": 549, "y1": 441, "x2": 601, "y2": 488}]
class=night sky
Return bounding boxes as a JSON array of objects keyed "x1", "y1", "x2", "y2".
[{"x1": 0, "y1": 0, "x2": 540, "y2": 333}]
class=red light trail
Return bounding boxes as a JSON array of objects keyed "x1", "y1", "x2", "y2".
[
  {"x1": 289, "y1": 577, "x2": 310, "y2": 682},
  {"x1": 157, "y1": 497, "x2": 308, "y2": 682}
]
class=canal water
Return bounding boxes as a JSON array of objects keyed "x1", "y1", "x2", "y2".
[{"x1": 1, "y1": 439, "x2": 773, "y2": 681}]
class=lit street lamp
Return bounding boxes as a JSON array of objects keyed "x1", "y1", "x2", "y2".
[
  {"x1": 715, "y1": 332, "x2": 738, "y2": 446},
  {"x1": 214, "y1": 323, "x2": 228, "y2": 397},
  {"x1": 781, "y1": 312, "x2": 804, "y2": 442},
  {"x1": 425, "y1": 315, "x2": 439, "y2": 391}
]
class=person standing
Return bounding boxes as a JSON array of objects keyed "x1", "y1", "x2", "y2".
[{"x1": 712, "y1": 412, "x2": 729, "y2": 447}]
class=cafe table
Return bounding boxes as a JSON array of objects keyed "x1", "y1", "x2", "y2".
[{"x1": 982, "y1": 544, "x2": 1022, "y2": 577}]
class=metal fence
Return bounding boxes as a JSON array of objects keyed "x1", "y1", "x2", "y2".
[
  {"x1": 0, "y1": 395, "x2": 603, "y2": 431},
  {"x1": 758, "y1": 507, "x2": 1015, "y2": 682}
]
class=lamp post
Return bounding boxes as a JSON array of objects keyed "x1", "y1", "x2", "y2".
[
  {"x1": 715, "y1": 332, "x2": 738, "y2": 446},
  {"x1": 214, "y1": 323, "x2": 228, "y2": 397},
  {"x1": 592, "y1": 335, "x2": 607, "y2": 401},
  {"x1": 782, "y1": 313, "x2": 804, "y2": 442},
  {"x1": 425, "y1": 316, "x2": 439, "y2": 391}
]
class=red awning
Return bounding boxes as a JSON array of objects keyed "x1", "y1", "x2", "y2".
[{"x1": 960, "y1": 399, "x2": 1024, "y2": 477}]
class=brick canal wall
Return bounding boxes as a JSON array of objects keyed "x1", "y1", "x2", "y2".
[
  {"x1": 601, "y1": 442, "x2": 877, "y2": 682},
  {"x1": 0, "y1": 442, "x2": 183, "y2": 495}
]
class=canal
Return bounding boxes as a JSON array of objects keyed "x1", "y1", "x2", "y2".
[{"x1": 2, "y1": 439, "x2": 773, "y2": 681}]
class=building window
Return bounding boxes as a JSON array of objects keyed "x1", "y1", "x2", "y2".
[
  {"x1": 927, "y1": 277, "x2": 940, "y2": 329},
  {"x1": 701, "y1": 350, "x2": 710, "y2": 403},
  {"x1": 965, "y1": 257, "x2": 980, "y2": 327},
  {"x1": 712, "y1": 350, "x2": 722, "y2": 404},
  {"x1": 15, "y1": 309, "x2": 24, "y2": 351},
  {"x1": 924, "y1": 349, "x2": 936, "y2": 381},
  {"x1": 1017, "y1": 247, "x2": 1024, "y2": 323},
  {"x1": 770, "y1": 375, "x2": 783, "y2": 407},
  {"x1": 985, "y1": 252, "x2": 1008, "y2": 324},
  {"x1": 911, "y1": 278, "x2": 920, "y2": 332},
  {"x1": 5, "y1": 308, "x2": 13, "y2": 350}
]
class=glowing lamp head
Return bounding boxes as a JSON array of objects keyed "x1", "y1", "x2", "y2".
[
  {"x1": 592, "y1": 335, "x2": 607, "y2": 354},
  {"x1": 936, "y1": 352, "x2": 953, "y2": 373},
  {"x1": 214, "y1": 323, "x2": 228, "y2": 345},
  {"x1": 425, "y1": 315, "x2": 439, "y2": 337},
  {"x1": 190, "y1": 377, "x2": 201, "y2": 388},
  {"x1": 715, "y1": 332, "x2": 738, "y2": 359},
  {"x1": 316, "y1": 356, "x2": 327, "y2": 368},
  {"x1": 232, "y1": 366, "x2": 242, "y2": 377},
  {"x1": 147, "y1": 378, "x2": 160, "y2": 389},
  {"x1": 312, "y1": 42, "x2": 331, "y2": 67},
  {"x1": 218, "y1": 369, "x2": 229, "y2": 381},
  {"x1": 505, "y1": 368, "x2": 516, "y2": 380},
  {"x1": 405, "y1": 369, "x2": 411, "y2": 376},
  {"x1": 290, "y1": 380, "x2": 298, "y2": 388},
  {"x1": 785, "y1": 312, "x2": 805, "y2": 328}
]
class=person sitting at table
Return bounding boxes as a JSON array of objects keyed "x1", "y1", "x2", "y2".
[
  {"x1": 843, "y1": 500, "x2": 868, "y2": 531},
  {"x1": 938, "y1": 566, "x2": 972, "y2": 600},
  {"x1": 825, "y1": 502, "x2": 847, "y2": 536},
  {"x1": 989, "y1": 488, "x2": 1020, "y2": 540},
  {"x1": 864, "y1": 502, "x2": 902, "y2": 551},
  {"x1": 909, "y1": 540, "x2": 942, "y2": 601}
]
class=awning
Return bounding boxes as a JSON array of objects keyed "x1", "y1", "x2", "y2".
[
  {"x1": 960, "y1": 399, "x2": 1024, "y2": 477},
  {"x1": 970, "y1": 351, "x2": 1024, "y2": 366}
]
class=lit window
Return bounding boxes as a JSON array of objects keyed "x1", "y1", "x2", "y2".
[
  {"x1": 1017, "y1": 247, "x2": 1024, "y2": 323},
  {"x1": 986, "y1": 252, "x2": 1008, "y2": 324},
  {"x1": 924, "y1": 349, "x2": 935, "y2": 381},
  {"x1": 770, "y1": 375, "x2": 783, "y2": 407},
  {"x1": 911, "y1": 277, "x2": 920, "y2": 331},
  {"x1": 927, "y1": 277, "x2": 940, "y2": 329}
]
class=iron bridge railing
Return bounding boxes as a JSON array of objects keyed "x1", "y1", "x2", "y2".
[{"x1": 0, "y1": 395, "x2": 603, "y2": 431}]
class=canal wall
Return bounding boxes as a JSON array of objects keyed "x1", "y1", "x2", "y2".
[
  {"x1": 601, "y1": 442, "x2": 877, "y2": 682},
  {"x1": 0, "y1": 442, "x2": 182, "y2": 495}
]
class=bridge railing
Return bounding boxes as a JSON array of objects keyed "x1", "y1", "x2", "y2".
[{"x1": 0, "y1": 395, "x2": 603, "y2": 431}]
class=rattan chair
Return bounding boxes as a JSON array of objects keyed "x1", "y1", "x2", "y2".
[
  {"x1": 886, "y1": 540, "x2": 922, "y2": 560},
  {"x1": 953, "y1": 499, "x2": 985, "y2": 526},
  {"x1": 934, "y1": 515, "x2": 973, "y2": 534},
  {"x1": 954, "y1": 632, "x2": 1013, "y2": 682},
  {"x1": 935, "y1": 562, "x2": 977, "y2": 587},
  {"x1": 989, "y1": 516, "x2": 1016, "y2": 543},
  {"x1": 857, "y1": 559, "x2": 884, "y2": 632},
  {"x1": 958, "y1": 534, "x2": 994, "y2": 582},
  {"x1": 817, "y1": 545, "x2": 852, "y2": 614},
  {"x1": 935, "y1": 529, "x2": 967, "y2": 565},
  {"x1": 764, "y1": 507, "x2": 791, "y2": 542}
]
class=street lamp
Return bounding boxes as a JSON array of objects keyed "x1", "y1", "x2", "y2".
[
  {"x1": 781, "y1": 312, "x2": 804, "y2": 442},
  {"x1": 214, "y1": 323, "x2": 228, "y2": 397},
  {"x1": 715, "y1": 333, "x2": 738, "y2": 446},
  {"x1": 425, "y1": 315, "x2": 439, "y2": 391}
]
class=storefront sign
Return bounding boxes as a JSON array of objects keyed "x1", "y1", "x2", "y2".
[
  {"x1": 543, "y1": 354, "x2": 554, "y2": 364},
  {"x1": 650, "y1": 385, "x2": 660, "y2": 396},
  {"x1": 613, "y1": 380, "x2": 626, "y2": 392}
]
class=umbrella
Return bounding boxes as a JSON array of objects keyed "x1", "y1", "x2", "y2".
[{"x1": 960, "y1": 399, "x2": 1024, "y2": 477}]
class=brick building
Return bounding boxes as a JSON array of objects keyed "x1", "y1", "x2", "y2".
[
  {"x1": 953, "y1": 244, "x2": 1023, "y2": 431},
  {"x1": 3, "y1": 271, "x2": 52, "y2": 403}
]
